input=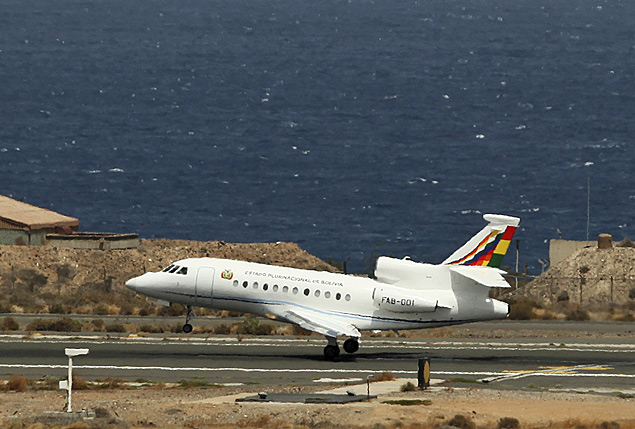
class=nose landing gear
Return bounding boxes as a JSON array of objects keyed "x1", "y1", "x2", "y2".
[{"x1": 182, "y1": 305, "x2": 196, "y2": 333}]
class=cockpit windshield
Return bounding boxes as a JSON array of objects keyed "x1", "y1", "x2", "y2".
[{"x1": 160, "y1": 264, "x2": 188, "y2": 275}]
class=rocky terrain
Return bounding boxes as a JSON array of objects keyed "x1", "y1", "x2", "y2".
[
  {"x1": 2, "y1": 381, "x2": 634, "y2": 429},
  {"x1": 507, "y1": 245, "x2": 635, "y2": 310},
  {"x1": 0, "y1": 240, "x2": 337, "y2": 315},
  {"x1": 1, "y1": 238, "x2": 635, "y2": 320}
]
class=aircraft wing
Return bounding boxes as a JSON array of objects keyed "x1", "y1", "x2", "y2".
[
  {"x1": 281, "y1": 308, "x2": 361, "y2": 338},
  {"x1": 449, "y1": 265, "x2": 511, "y2": 288}
]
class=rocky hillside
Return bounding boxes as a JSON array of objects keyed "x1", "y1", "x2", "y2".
[
  {"x1": 0, "y1": 240, "x2": 338, "y2": 315},
  {"x1": 508, "y1": 246, "x2": 635, "y2": 308}
]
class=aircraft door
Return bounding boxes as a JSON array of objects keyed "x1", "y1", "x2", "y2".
[{"x1": 195, "y1": 267, "x2": 215, "y2": 306}]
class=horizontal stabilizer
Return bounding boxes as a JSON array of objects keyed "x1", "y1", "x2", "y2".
[
  {"x1": 449, "y1": 265, "x2": 511, "y2": 288},
  {"x1": 283, "y1": 308, "x2": 361, "y2": 338}
]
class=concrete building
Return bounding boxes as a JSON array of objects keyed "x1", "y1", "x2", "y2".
[
  {"x1": 0, "y1": 195, "x2": 79, "y2": 245},
  {"x1": 0, "y1": 195, "x2": 79, "y2": 246}
]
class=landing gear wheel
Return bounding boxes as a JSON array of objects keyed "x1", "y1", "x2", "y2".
[
  {"x1": 343, "y1": 338, "x2": 359, "y2": 354},
  {"x1": 323, "y1": 345, "x2": 340, "y2": 359},
  {"x1": 182, "y1": 305, "x2": 196, "y2": 333}
]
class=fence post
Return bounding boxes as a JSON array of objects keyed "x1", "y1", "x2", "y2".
[{"x1": 579, "y1": 275, "x2": 584, "y2": 304}]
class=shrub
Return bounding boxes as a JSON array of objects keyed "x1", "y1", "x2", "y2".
[
  {"x1": 1, "y1": 317, "x2": 19, "y2": 331},
  {"x1": 105, "y1": 323, "x2": 127, "y2": 333},
  {"x1": 8, "y1": 375, "x2": 28, "y2": 392},
  {"x1": 447, "y1": 414, "x2": 475, "y2": 429},
  {"x1": 91, "y1": 319, "x2": 105, "y2": 331},
  {"x1": 400, "y1": 381, "x2": 416, "y2": 392},
  {"x1": 566, "y1": 308, "x2": 590, "y2": 321},
  {"x1": 119, "y1": 302, "x2": 134, "y2": 315},
  {"x1": 254, "y1": 323, "x2": 275, "y2": 335},
  {"x1": 26, "y1": 319, "x2": 52, "y2": 332},
  {"x1": 508, "y1": 299, "x2": 537, "y2": 320},
  {"x1": 49, "y1": 303, "x2": 66, "y2": 314},
  {"x1": 157, "y1": 303, "x2": 184, "y2": 317},
  {"x1": 498, "y1": 417, "x2": 520, "y2": 429},
  {"x1": 238, "y1": 315, "x2": 265, "y2": 335},
  {"x1": 73, "y1": 376, "x2": 89, "y2": 390},
  {"x1": 51, "y1": 317, "x2": 82, "y2": 332},
  {"x1": 94, "y1": 303, "x2": 110, "y2": 315},
  {"x1": 214, "y1": 324, "x2": 232, "y2": 335},
  {"x1": 26, "y1": 317, "x2": 81, "y2": 332},
  {"x1": 139, "y1": 324, "x2": 164, "y2": 334},
  {"x1": 629, "y1": 287, "x2": 635, "y2": 300},
  {"x1": 138, "y1": 306, "x2": 155, "y2": 316}
]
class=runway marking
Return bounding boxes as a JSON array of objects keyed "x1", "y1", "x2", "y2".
[
  {"x1": 1, "y1": 337, "x2": 633, "y2": 354},
  {"x1": 479, "y1": 364, "x2": 627, "y2": 383},
  {"x1": 1, "y1": 363, "x2": 633, "y2": 380}
]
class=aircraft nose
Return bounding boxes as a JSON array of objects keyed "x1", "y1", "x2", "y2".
[{"x1": 125, "y1": 277, "x2": 139, "y2": 291}]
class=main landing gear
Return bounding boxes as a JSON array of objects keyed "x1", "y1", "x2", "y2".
[
  {"x1": 323, "y1": 336, "x2": 359, "y2": 359},
  {"x1": 182, "y1": 305, "x2": 196, "y2": 333}
]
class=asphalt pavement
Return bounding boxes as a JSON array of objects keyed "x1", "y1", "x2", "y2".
[{"x1": 0, "y1": 323, "x2": 633, "y2": 393}]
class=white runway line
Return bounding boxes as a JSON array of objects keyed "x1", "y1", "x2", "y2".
[{"x1": 0, "y1": 363, "x2": 633, "y2": 379}]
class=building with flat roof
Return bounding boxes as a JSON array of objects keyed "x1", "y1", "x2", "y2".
[{"x1": 0, "y1": 195, "x2": 79, "y2": 245}]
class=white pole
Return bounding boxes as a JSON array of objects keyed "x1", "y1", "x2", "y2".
[
  {"x1": 586, "y1": 176, "x2": 590, "y2": 241},
  {"x1": 63, "y1": 348, "x2": 88, "y2": 413},
  {"x1": 67, "y1": 356, "x2": 73, "y2": 412}
]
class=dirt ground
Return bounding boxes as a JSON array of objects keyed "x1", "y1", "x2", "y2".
[{"x1": 2, "y1": 383, "x2": 634, "y2": 429}]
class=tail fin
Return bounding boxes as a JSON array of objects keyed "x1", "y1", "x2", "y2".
[{"x1": 442, "y1": 214, "x2": 520, "y2": 268}]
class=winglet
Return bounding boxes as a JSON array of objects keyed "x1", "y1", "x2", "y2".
[{"x1": 442, "y1": 214, "x2": 520, "y2": 268}]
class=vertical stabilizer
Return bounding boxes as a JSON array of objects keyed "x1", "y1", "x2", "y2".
[{"x1": 442, "y1": 214, "x2": 520, "y2": 268}]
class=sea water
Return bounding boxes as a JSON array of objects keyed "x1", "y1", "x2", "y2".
[{"x1": 1, "y1": 0, "x2": 633, "y2": 273}]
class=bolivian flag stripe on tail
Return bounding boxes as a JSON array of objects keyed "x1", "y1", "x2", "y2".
[{"x1": 448, "y1": 225, "x2": 517, "y2": 267}]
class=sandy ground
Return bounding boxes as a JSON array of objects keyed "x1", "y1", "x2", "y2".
[{"x1": 2, "y1": 382, "x2": 634, "y2": 428}]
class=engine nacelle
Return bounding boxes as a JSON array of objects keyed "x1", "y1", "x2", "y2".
[{"x1": 373, "y1": 287, "x2": 439, "y2": 313}]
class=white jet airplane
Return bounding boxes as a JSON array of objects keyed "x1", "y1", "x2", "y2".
[{"x1": 126, "y1": 214, "x2": 519, "y2": 358}]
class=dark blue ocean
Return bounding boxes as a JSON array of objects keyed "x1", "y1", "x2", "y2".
[{"x1": 1, "y1": 0, "x2": 633, "y2": 273}]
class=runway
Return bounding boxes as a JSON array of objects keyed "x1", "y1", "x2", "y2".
[{"x1": 1, "y1": 332, "x2": 633, "y2": 392}]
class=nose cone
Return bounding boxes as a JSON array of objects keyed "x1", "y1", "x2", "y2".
[{"x1": 125, "y1": 277, "x2": 138, "y2": 291}]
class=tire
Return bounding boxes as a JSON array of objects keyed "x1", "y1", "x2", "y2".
[
  {"x1": 323, "y1": 345, "x2": 340, "y2": 359},
  {"x1": 343, "y1": 338, "x2": 359, "y2": 354}
]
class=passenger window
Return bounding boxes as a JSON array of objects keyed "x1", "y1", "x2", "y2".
[
  {"x1": 325, "y1": 291, "x2": 331, "y2": 298},
  {"x1": 283, "y1": 286, "x2": 289, "y2": 293},
  {"x1": 314, "y1": 290, "x2": 320, "y2": 297},
  {"x1": 253, "y1": 282, "x2": 258, "y2": 289},
  {"x1": 177, "y1": 267, "x2": 188, "y2": 275},
  {"x1": 263, "y1": 284, "x2": 269, "y2": 291},
  {"x1": 345, "y1": 294, "x2": 351, "y2": 301},
  {"x1": 233, "y1": 280, "x2": 239, "y2": 287},
  {"x1": 273, "y1": 284, "x2": 279, "y2": 292},
  {"x1": 303, "y1": 288, "x2": 310, "y2": 296},
  {"x1": 336, "y1": 293, "x2": 341, "y2": 300},
  {"x1": 242, "y1": 281, "x2": 248, "y2": 288},
  {"x1": 292, "y1": 287, "x2": 298, "y2": 295}
]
